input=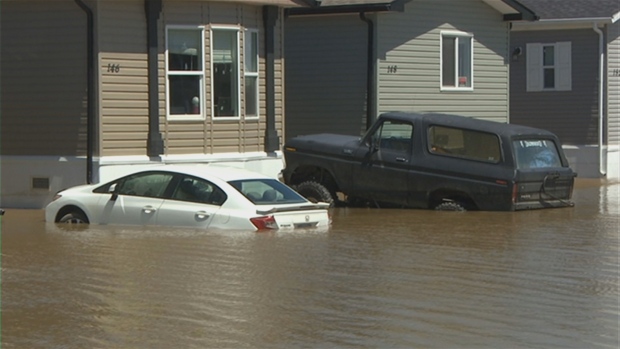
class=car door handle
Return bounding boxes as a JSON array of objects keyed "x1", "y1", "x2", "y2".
[
  {"x1": 195, "y1": 211, "x2": 210, "y2": 220},
  {"x1": 142, "y1": 206, "x2": 157, "y2": 214},
  {"x1": 396, "y1": 157, "x2": 408, "y2": 163}
]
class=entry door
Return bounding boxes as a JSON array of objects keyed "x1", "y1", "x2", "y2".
[{"x1": 352, "y1": 119, "x2": 413, "y2": 206}]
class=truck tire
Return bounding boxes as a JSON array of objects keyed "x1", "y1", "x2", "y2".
[
  {"x1": 296, "y1": 181, "x2": 334, "y2": 207},
  {"x1": 434, "y1": 201, "x2": 466, "y2": 211}
]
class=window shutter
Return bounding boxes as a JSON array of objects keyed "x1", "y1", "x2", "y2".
[
  {"x1": 526, "y1": 43, "x2": 542, "y2": 92},
  {"x1": 556, "y1": 41, "x2": 572, "y2": 91}
]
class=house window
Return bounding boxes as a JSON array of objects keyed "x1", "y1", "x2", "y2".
[
  {"x1": 244, "y1": 29, "x2": 259, "y2": 118},
  {"x1": 526, "y1": 42, "x2": 572, "y2": 92},
  {"x1": 212, "y1": 28, "x2": 240, "y2": 118},
  {"x1": 441, "y1": 32, "x2": 473, "y2": 90},
  {"x1": 166, "y1": 27, "x2": 205, "y2": 120}
]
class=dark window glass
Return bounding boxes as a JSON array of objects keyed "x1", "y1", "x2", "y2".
[
  {"x1": 442, "y1": 37, "x2": 456, "y2": 86},
  {"x1": 171, "y1": 176, "x2": 227, "y2": 205},
  {"x1": 229, "y1": 179, "x2": 307, "y2": 204}
]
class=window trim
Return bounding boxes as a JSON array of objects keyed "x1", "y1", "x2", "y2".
[
  {"x1": 210, "y1": 25, "x2": 241, "y2": 120},
  {"x1": 165, "y1": 25, "x2": 206, "y2": 121},
  {"x1": 440, "y1": 30, "x2": 474, "y2": 92},
  {"x1": 244, "y1": 28, "x2": 260, "y2": 120}
]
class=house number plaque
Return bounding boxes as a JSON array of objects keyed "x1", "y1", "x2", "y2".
[
  {"x1": 107, "y1": 63, "x2": 121, "y2": 73},
  {"x1": 387, "y1": 65, "x2": 398, "y2": 74},
  {"x1": 611, "y1": 69, "x2": 620, "y2": 77}
]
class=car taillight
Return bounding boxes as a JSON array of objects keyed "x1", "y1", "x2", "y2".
[
  {"x1": 51, "y1": 194, "x2": 63, "y2": 202},
  {"x1": 250, "y1": 215, "x2": 278, "y2": 230}
]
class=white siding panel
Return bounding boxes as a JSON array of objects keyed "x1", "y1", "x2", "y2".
[
  {"x1": 376, "y1": 0, "x2": 510, "y2": 122},
  {"x1": 609, "y1": 22, "x2": 620, "y2": 146}
]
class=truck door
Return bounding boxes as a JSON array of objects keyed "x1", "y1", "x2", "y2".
[{"x1": 352, "y1": 119, "x2": 413, "y2": 206}]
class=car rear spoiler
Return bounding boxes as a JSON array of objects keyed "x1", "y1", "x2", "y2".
[{"x1": 256, "y1": 202, "x2": 331, "y2": 215}]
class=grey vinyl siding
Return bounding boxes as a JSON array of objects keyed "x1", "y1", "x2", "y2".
[
  {"x1": 376, "y1": 0, "x2": 510, "y2": 123},
  {"x1": 98, "y1": 1, "x2": 281, "y2": 156},
  {"x1": 284, "y1": 15, "x2": 368, "y2": 140},
  {"x1": 609, "y1": 21, "x2": 620, "y2": 146},
  {"x1": 0, "y1": 0, "x2": 88, "y2": 156},
  {"x1": 510, "y1": 29, "x2": 600, "y2": 145}
]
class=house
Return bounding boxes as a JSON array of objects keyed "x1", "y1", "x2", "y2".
[
  {"x1": 0, "y1": 0, "x2": 305, "y2": 208},
  {"x1": 510, "y1": 0, "x2": 620, "y2": 180},
  {"x1": 283, "y1": 0, "x2": 536, "y2": 140}
]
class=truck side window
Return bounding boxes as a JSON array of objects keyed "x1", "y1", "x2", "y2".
[
  {"x1": 428, "y1": 126, "x2": 501, "y2": 163},
  {"x1": 373, "y1": 120, "x2": 413, "y2": 153}
]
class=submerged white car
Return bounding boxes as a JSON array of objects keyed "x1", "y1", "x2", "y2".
[{"x1": 45, "y1": 165, "x2": 331, "y2": 231}]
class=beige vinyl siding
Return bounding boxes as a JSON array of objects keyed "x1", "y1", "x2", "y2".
[
  {"x1": 161, "y1": 2, "x2": 282, "y2": 155},
  {"x1": 98, "y1": 1, "x2": 283, "y2": 157},
  {"x1": 0, "y1": 0, "x2": 88, "y2": 156},
  {"x1": 376, "y1": 0, "x2": 510, "y2": 122},
  {"x1": 98, "y1": 0, "x2": 149, "y2": 156},
  {"x1": 609, "y1": 21, "x2": 620, "y2": 146}
]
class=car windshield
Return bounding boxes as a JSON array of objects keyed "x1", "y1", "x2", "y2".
[
  {"x1": 513, "y1": 139, "x2": 563, "y2": 169},
  {"x1": 228, "y1": 179, "x2": 308, "y2": 205}
]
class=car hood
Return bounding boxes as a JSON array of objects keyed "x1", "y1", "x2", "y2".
[
  {"x1": 285, "y1": 133, "x2": 361, "y2": 154},
  {"x1": 59, "y1": 183, "x2": 98, "y2": 194}
]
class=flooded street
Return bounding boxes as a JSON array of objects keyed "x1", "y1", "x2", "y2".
[{"x1": 1, "y1": 180, "x2": 618, "y2": 349}]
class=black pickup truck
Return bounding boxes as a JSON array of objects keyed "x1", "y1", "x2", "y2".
[{"x1": 282, "y1": 112, "x2": 576, "y2": 211}]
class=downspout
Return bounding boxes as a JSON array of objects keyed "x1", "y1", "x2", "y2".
[
  {"x1": 359, "y1": 12, "x2": 375, "y2": 130},
  {"x1": 145, "y1": 0, "x2": 164, "y2": 158},
  {"x1": 593, "y1": 23, "x2": 606, "y2": 176},
  {"x1": 74, "y1": 0, "x2": 95, "y2": 184},
  {"x1": 263, "y1": 6, "x2": 280, "y2": 152}
]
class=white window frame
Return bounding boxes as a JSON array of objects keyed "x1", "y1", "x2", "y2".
[
  {"x1": 526, "y1": 42, "x2": 572, "y2": 92},
  {"x1": 210, "y1": 26, "x2": 241, "y2": 120},
  {"x1": 440, "y1": 30, "x2": 474, "y2": 91},
  {"x1": 165, "y1": 25, "x2": 206, "y2": 121},
  {"x1": 244, "y1": 29, "x2": 260, "y2": 120}
]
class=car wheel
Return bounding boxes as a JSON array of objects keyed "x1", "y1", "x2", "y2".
[
  {"x1": 58, "y1": 211, "x2": 89, "y2": 224},
  {"x1": 434, "y1": 201, "x2": 466, "y2": 211},
  {"x1": 296, "y1": 181, "x2": 335, "y2": 207}
]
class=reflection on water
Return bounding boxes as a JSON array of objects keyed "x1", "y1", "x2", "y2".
[{"x1": 1, "y1": 182, "x2": 618, "y2": 349}]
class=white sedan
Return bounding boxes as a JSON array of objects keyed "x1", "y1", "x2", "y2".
[{"x1": 45, "y1": 165, "x2": 331, "y2": 231}]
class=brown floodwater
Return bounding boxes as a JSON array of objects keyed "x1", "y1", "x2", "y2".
[{"x1": 1, "y1": 180, "x2": 618, "y2": 349}]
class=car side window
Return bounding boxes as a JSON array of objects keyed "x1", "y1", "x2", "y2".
[
  {"x1": 371, "y1": 120, "x2": 413, "y2": 153},
  {"x1": 171, "y1": 176, "x2": 227, "y2": 205},
  {"x1": 117, "y1": 172, "x2": 175, "y2": 198}
]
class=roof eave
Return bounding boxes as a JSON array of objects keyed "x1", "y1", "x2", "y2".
[
  {"x1": 285, "y1": 0, "x2": 407, "y2": 16},
  {"x1": 512, "y1": 17, "x2": 615, "y2": 31},
  {"x1": 482, "y1": 0, "x2": 538, "y2": 21}
]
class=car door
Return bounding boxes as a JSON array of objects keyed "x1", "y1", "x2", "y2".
[
  {"x1": 352, "y1": 119, "x2": 413, "y2": 206},
  {"x1": 98, "y1": 172, "x2": 175, "y2": 226},
  {"x1": 156, "y1": 175, "x2": 226, "y2": 228}
]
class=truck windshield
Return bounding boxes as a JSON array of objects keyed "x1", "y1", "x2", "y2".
[{"x1": 513, "y1": 139, "x2": 563, "y2": 169}]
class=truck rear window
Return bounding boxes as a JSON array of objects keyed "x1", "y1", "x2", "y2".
[
  {"x1": 428, "y1": 126, "x2": 501, "y2": 163},
  {"x1": 513, "y1": 139, "x2": 562, "y2": 169}
]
